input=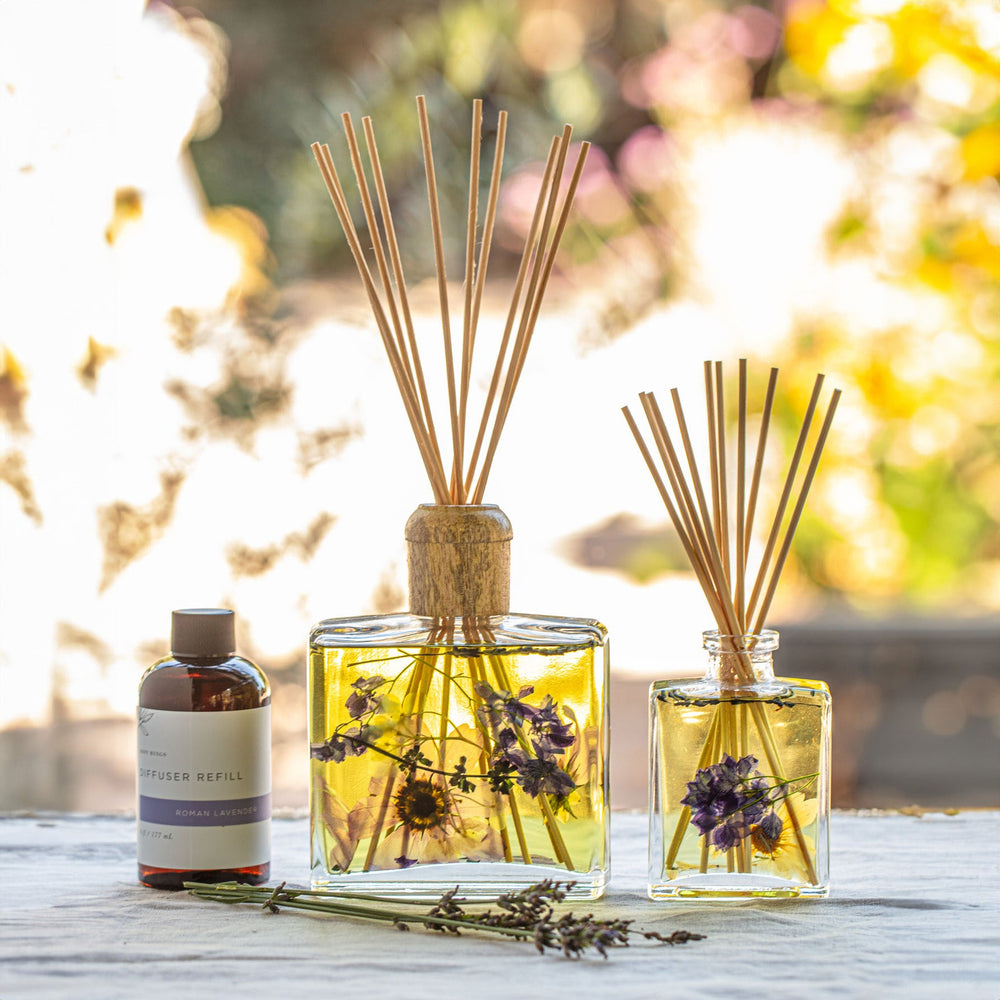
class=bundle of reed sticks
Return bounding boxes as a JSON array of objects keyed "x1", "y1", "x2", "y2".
[
  {"x1": 311, "y1": 97, "x2": 589, "y2": 504},
  {"x1": 624, "y1": 361, "x2": 840, "y2": 881},
  {"x1": 623, "y1": 361, "x2": 840, "y2": 656}
]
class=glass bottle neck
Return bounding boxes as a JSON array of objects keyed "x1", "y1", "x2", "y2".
[{"x1": 703, "y1": 631, "x2": 778, "y2": 688}]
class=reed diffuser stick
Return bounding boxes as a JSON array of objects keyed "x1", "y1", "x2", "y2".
[
  {"x1": 751, "y1": 389, "x2": 842, "y2": 634},
  {"x1": 744, "y1": 367, "x2": 778, "y2": 562},
  {"x1": 468, "y1": 111, "x2": 508, "y2": 374},
  {"x1": 457, "y1": 99, "x2": 484, "y2": 502},
  {"x1": 714, "y1": 361, "x2": 731, "y2": 587},
  {"x1": 744, "y1": 374, "x2": 825, "y2": 624},
  {"x1": 735, "y1": 359, "x2": 748, "y2": 630},
  {"x1": 311, "y1": 142, "x2": 451, "y2": 502},
  {"x1": 704, "y1": 362, "x2": 722, "y2": 571},
  {"x1": 463, "y1": 136, "x2": 562, "y2": 498},
  {"x1": 340, "y1": 113, "x2": 413, "y2": 399},
  {"x1": 471, "y1": 137, "x2": 591, "y2": 503},
  {"x1": 637, "y1": 393, "x2": 732, "y2": 627},
  {"x1": 315, "y1": 98, "x2": 585, "y2": 506},
  {"x1": 360, "y1": 116, "x2": 443, "y2": 469},
  {"x1": 416, "y1": 95, "x2": 462, "y2": 502},
  {"x1": 472, "y1": 129, "x2": 576, "y2": 486},
  {"x1": 625, "y1": 403, "x2": 726, "y2": 625}
]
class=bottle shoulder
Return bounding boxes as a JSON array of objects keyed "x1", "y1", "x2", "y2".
[
  {"x1": 651, "y1": 675, "x2": 830, "y2": 705},
  {"x1": 138, "y1": 655, "x2": 270, "y2": 711},
  {"x1": 310, "y1": 612, "x2": 608, "y2": 651}
]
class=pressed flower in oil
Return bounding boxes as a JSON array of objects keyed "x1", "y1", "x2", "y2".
[
  {"x1": 752, "y1": 793, "x2": 818, "y2": 881},
  {"x1": 395, "y1": 778, "x2": 450, "y2": 832},
  {"x1": 311, "y1": 664, "x2": 599, "y2": 878}
]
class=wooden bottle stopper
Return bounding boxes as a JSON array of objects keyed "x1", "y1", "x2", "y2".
[{"x1": 406, "y1": 504, "x2": 512, "y2": 618}]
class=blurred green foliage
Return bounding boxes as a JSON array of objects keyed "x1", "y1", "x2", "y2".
[{"x1": 189, "y1": 0, "x2": 659, "y2": 280}]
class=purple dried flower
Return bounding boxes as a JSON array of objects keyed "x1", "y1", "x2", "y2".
[
  {"x1": 496, "y1": 728, "x2": 527, "y2": 767},
  {"x1": 529, "y1": 695, "x2": 576, "y2": 750},
  {"x1": 712, "y1": 814, "x2": 751, "y2": 852},
  {"x1": 759, "y1": 808, "x2": 783, "y2": 840},
  {"x1": 474, "y1": 682, "x2": 578, "y2": 801},
  {"x1": 516, "y1": 756, "x2": 575, "y2": 799},
  {"x1": 345, "y1": 675, "x2": 385, "y2": 719},
  {"x1": 475, "y1": 680, "x2": 538, "y2": 730},
  {"x1": 751, "y1": 808, "x2": 785, "y2": 855},
  {"x1": 352, "y1": 675, "x2": 386, "y2": 692},
  {"x1": 682, "y1": 754, "x2": 778, "y2": 850},
  {"x1": 342, "y1": 724, "x2": 379, "y2": 756},
  {"x1": 310, "y1": 736, "x2": 347, "y2": 763}
]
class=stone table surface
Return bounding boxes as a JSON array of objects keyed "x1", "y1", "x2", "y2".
[{"x1": 0, "y1": 810, "x2": 996, "y2": 999}]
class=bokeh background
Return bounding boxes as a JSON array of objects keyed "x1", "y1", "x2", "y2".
[{"x1": 1, "y1": 0, "x2": 997, "y2": 813}]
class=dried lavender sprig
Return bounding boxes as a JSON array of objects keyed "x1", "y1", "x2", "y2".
[{"x1": 184, "y1": 879, "x2": 704, "y2": 960}]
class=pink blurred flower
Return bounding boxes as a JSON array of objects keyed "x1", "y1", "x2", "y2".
[{"x1": 618, "y1": 125, "x2": 676, "y2": 194}]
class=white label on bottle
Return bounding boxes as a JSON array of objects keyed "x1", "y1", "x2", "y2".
[{"x1": 137, "y1": 706, "x2": 270, "y2": 870}]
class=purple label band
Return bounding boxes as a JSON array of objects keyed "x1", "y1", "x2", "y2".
[{"x1": 139, "y1": 794, "x2": 271, "y2": 827}]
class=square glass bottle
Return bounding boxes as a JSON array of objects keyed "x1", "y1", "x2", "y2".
[
  {"x1": 649, "y1": 630, "x2": 830, "y2": 899},
  {"x1": 309, "y1": 504, "x2": 609, "y2": 899}
]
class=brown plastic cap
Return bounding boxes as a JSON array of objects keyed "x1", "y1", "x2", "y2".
[{"x1": 171, "y1": 608, "x2": 236, "y2": 658}]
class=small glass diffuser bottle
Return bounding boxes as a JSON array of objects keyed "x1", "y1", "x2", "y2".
[
  {"x1": 309, "y1": 505, "x2": 609, "y2": 899},
  {"x1": 649, "y1": 630, "x2": 830, "y2": 899},
  {"x1": 137, "y1": 608, "x2": 271, "y2": 889}
]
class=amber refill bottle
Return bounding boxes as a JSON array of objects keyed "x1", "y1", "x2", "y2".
[{"x1": 137, "y1": 609, "x2": 271, "y2": 889}]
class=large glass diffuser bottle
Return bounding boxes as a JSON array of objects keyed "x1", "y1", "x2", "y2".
[
  {"x1": 649, "y1": 630, "x2": 830, "y2": 899},
  {"x1": 310, "y1": 505, "x2": 609, "y2": 898}
]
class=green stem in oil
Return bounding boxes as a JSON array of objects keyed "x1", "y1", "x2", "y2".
[
  {"x1": 468, "y1": 651, "x2": 531, "y2": 864},
  {"x1": 486, "y1": 651, "x2": 573, "y2": 871},
  {"x1": 723, "y1": 701, "x2": 738, "y2": 874}
]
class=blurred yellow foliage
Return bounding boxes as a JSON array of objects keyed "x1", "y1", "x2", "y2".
[
  {"x1": 961, "y1": 124, "x2": 1000, "y2": 180},
  {"x1": 204, "y1": 205, "x2": 276, "y2": 314},
  {"x1": 854, "y1": 359, "x2": 921, "y2": 419},
  {"x1": 951, "y1": 221, "x2": 1000, "y2": 279},
  {"x1": 914, "y1": 256, "x2": 956, "y2": 293},
  {"x1": 104, "y1": 186, "x2": 144, "y2": 246},
  {"x1": 0, "y1": 347, "x2": 26, "y2": 388},
  {"x1": 785, "y1": 1, "x2": 852, "y2": 77},
  {"x1": 77, "y1": 337, "x2": 117, "y2": 391},
  {"x1": 787, "y1": 0, "x2": 1000, "y2": 98}
]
